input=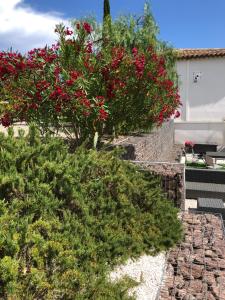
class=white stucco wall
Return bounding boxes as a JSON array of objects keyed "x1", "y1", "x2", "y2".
[
  {"x1": 176, "y1": 57, "x2": 225, "y2": 122},
  {"x1": 174, "y1": 121, "x2": 225, "y2": 145},
  {"x1": 175, "y1": 56, "x2": 225, "y2": 144}
]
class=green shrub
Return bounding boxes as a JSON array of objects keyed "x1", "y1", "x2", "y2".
[
  {"x1": 186, "y1": 161, "x2": 207, "y2": 169},
  {"x1": 0, "y1": 126, "x2": 182, "y2": 299}
]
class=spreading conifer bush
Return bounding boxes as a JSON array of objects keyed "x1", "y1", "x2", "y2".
[{"x1": 0, "y1": 126, "x2": 182, "y2": 299}]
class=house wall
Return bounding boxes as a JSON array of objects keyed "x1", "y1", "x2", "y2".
[
  {"x1": 175, "y1": 57, "x2": 225, "y2": 144},
  {"x1": 176, "y1": 57, "x2": 225, "y2": 121},
  {"x1": 175, "y1": 121, "x2": 225, "y2": 144}
]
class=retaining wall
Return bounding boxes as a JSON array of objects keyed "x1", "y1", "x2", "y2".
[
  {"x1": 134, "y1": 161, "x2": 185, "y2": 211},
  {"x1": 114, "y1": 120, "x2": 176, "y2": 162}
]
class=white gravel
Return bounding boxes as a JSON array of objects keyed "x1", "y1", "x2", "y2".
[
  {"x1": 185, "y1": 198, "x2": 197, "y2": 210},
  {"x1": 110, "y1": 253, "x2": 166, "y2": 300}
]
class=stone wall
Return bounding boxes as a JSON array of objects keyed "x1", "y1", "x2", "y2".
[
  {"x1": 111, "y1": 120, "x2": 185, "y2": 210},
  {"x1": 113, "y1": 120, "x2": 178, "y2": 162},
  {"x1": 134, "y1": 161, "x2": 185, "y2": 210},
  {"x1": 159, "y1": 212, "x2": 225, "y2": 300}
]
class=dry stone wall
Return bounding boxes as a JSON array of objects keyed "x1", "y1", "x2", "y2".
[
  {"x1": 113, "y1": 120, "x2": 179, "y2": 162},
  {"x1": 159, "y1": 212, "x2": 225, "y2": 300},
  {"x1": 134, "y1": 161, "x2": 185, "y2": 210},
  {"x1": 112, "y1": 120, "x2": 185, "y2": 210}
]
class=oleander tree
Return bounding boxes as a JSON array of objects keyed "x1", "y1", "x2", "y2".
[{"x1": 0, "y1": 2, "x2": 181, "y2": 145}]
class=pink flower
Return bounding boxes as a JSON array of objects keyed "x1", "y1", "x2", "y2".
[
  {"x1": 185, "y1": 140, "x2": 194, "y2": 147},
  {"x1": 65, "y1": 27, "x2": 73, "y2": 35},
  {"x1": 83, "y1": 22, "x2": 92, "y2": 34},
  {"x1": 85, "y1": 42, "x2": 93, "y2": 53},
  {"x1": 174, "y1": 111, "x2": 180, "y2": 118}
]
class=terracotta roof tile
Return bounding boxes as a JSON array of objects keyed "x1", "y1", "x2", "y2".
[{"x1": 176, "y1": 48, "x2": 225, "y2": 59}]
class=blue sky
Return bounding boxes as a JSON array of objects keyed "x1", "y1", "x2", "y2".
[{"x1": 1, "y1": 0, "x2": 225, "y2": 52}]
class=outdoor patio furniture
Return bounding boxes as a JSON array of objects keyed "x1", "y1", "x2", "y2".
[
  {"x1": 205, "y1": 151, "x2": 225, "y2": 166},
  {"x1": 186, "y1": 182, "x2": 225, "y2": 200},
  {"x1": 185, "y1": 168, "x2": 225, "y2": 184},
  {"x1": 206, "y1": 151, "x2": 225, "y2": 158},
  {"x1": 197, "y1": 197, "x2": 225, "y2": 219},
  {"x1": 193, "y1": 144, "x2": 217, "y2": 155}
]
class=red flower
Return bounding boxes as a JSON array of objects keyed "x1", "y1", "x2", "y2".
[
  {"x1": 65, "y1": 79, "x2": 74, "y2": 86},
  {"x1": 70, "y1": 70, "x2": 80, "y2": 80},
  {"x1": 174, "y1": 111, "x2": 180, "y2": 118},
  {"x1": 35, "y1": 91, "x2": 42, "y2": 101},
  {"x1": 185, "y1": 140, "x2": 194, "y2": 147},
  {"x1": 13, "y1": 104, "x2": 21, "y2": 111},
  {"x1": 55, "y1": 103, "x2": 62, "y2": 112},
  {"x1": 76, "y1": 23, "x2": 80, "y2": 30},
  {"x1": 111, "y1": 47, "x2": 125, "y2": 69},
  {"x1": 85, "y1": 42, "x2": 93, "y2": 53},
  {"x1": 74, "y1": 89, "x2": 86, "y2": 98},
  {"x1": 50, "y1": 86, "x2": 63, "y2": 99},
  {"x1": 65, "y1": 27, "x2": 73, "y2": 35},
  {"x1": 80, "y1": 98, "x2": 91, "y2": 108},
  {"x1": 36, "y1": 80, "x2": 50, "y2": 91},
  {"x1": 132, "y1": 47, "x2": 138, "y2": 57},
  {"x1": 96, "y1": 96, "x2": 105, "y2": 106},
  {"x1": 83, "y1": 111, "x2": 90, "y2": 117},
  {"x1": 134, "y1": 54, "x2": 145, "y2": 78},
  {"x1": 83, "y1": 22, "x2": 92, "y2": 34},
  {"x1": 99, "y1": 108, "x2": 108, "y2": 120},
  {"x1": 1, "y1": 113, "x2": 11, "y2": 127},
  {"x1": 29, "y1": 103, "x2": 39, "y2": 110}
]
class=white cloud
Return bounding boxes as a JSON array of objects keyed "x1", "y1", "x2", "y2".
[{"x1": 0, "y1": 0, "x2": 68, "y2": 53}]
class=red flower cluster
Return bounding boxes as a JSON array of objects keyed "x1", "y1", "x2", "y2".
[
  {"x1": 36, "y1": 80, "x2": 50, "y2": 91},
  {"x1": 80, "y1": 98, "x2": 91, "y2": 108},
  {"x1": 134, "y1": 54, "x2": 145, "y2": 78},
  {"x1": 70, "y1": 70, "x2": 81, "y2": 80},
  {"x1": 174, "y1": 111, "x2": 180, "y2": 118},
  {"x1": 85, "y1": 42, "x2": 93, "y2": 53},
  {"x1": 0, "y1": 24, "x2": 181, "y2": 142},
  {"x1": 185, "y1": 140, "x2": 194, "y2": 147},
  {"x1": 0, "y1": 52, "x2": 25, "y2": 80},
  {"x1": 99, "y1": 108, "x2": 108, "y2": 120},
  {"x1": 1, "y1": 113, "x2": 11, "y2": 127},
  {"x1": 83, "y1": 22, "x2": 92, "y2": 34},
  {"x1": 111, "y1": 47, "x2": 125, "y2": 69},
  {"x1": 76, "y1": 22, "x2": 92, "y2": 34}
]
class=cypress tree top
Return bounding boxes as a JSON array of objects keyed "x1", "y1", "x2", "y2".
[{"x1": 104, "y1": 0, "x2": 111, "y2": 20}]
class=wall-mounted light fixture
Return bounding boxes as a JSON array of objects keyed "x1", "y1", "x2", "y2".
[{"x1": 193, "y1": 72, "x2": 202, "y2": 83}]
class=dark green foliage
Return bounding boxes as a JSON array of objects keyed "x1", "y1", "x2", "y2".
[
  {"x1": 104, "y1": 0, "x2": 111, "y2": 20},
  {"x1": 103, "y1": 0, "x2": 112, "y2": 44},
  {"x1": 0, "y1": 126, "x2": 182, "y2": 299},
  {"x1": 186, "y1": 161, "x2": 207, "y2": 169}
]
